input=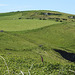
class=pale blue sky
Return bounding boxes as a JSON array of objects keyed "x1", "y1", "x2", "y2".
[{"x1": 0, "y1": 0, "x2": 75, "y2": 14}]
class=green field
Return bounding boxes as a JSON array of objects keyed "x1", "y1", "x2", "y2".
[
  {"x1": 0, "y1": 19, "x2": 60, "y2": 31},
  {"x1": 0, "y1": 10, "x2": 75, "y2": 75}
]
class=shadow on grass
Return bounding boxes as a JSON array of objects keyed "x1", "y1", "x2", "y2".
[{"x1": 53, "y1": 49, "x2": 75, "y2": 62}]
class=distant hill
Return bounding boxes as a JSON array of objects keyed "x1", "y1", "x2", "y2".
[{"x1": 0, "y1": 10, "x2": 75, "y2": 22}]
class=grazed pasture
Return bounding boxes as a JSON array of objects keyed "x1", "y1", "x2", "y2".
[
  {"x1": 0, "y1": 19, "x2": 60, "y2": 31},
  {"x1": 0, "y1": 10, "x2": 75, "y2": 75}
]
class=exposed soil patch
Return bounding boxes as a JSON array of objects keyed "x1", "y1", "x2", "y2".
[{"x1": 53, "y1": 49, "x2": 75, "y2": 62}]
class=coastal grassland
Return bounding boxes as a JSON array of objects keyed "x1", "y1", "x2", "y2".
[
  {"x1": 0, "y1": 22, "x2": 75, "y2": 74},
  {"x1": 0, "y1": 19, "x2": 60, "y2": 31},
  {"x1": 0, "y1": 46, "x2": 74, "y2": 75},
  {"x1": 0, "y1": 10, "x2": 75, "y2": 22},
  {"x1": 0, "y1": 12, "x2": 22, "y2": 20},
  {"x1": 21, "y1": 10, "x2": 73, "y2": 19},
  {"x1": 0, "y1": 10, "x2": 75, "y2": 74},
  {"x1": 14, "y1": 22, "x2": 75, "y2": 52}
]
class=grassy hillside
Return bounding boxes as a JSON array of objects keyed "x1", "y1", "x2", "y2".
[
  {"x1": 0, "y1": 10, "x2": 75, "y2": 75},
  {"x1": 0, "y1": 12, "x2": 22, "y2": 20},
  {"x1": 8, "y1": 22, "x2": 75, "y2": 52},
  {"x1": 0, "y1": 10, "x2": 75, "y2": 22},
  {"x1": 0, "y1": 19, "x2": 60, "y2": 31},
  {"x1": 22, "y1": 22, "x2": 75, "y2": 52}
]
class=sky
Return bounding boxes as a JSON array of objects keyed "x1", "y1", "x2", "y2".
[{"x1": 0, "y1": 0, "x2": 75, "y2": 14}]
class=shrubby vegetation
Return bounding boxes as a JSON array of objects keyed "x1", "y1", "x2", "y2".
[{"x1": 0, "y1": 54, "x2": 75, "y2": 75}]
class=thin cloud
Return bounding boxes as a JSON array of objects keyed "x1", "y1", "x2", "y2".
[{"x1": 0, "y1": 4, "x2": 8, "y2": 6}]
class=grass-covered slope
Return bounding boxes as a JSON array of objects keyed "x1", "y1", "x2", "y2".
[
  {"x1": 0, "y1": 19, "x2": 60, "y2": 31},
  {"x1": 0, "y1": 10, "x2": 75, "y2": 22},
  {"x1": 0, "y1": 12, "x2": 22, "y2": 20},
  {"x1": 11, "y1": 22, "x2": 75, "y2": 52},
  {"x1": 0, "y1": 26, "x2": 75, "y2": 74},
  {"x1": 25, "y1": 22, "x2": 75, "y2": 51},
  {"x1": 0, "y1": 10, "x2": 75, "y2": 75}
]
